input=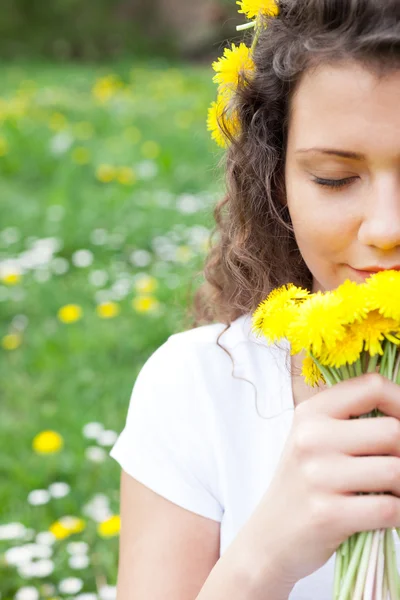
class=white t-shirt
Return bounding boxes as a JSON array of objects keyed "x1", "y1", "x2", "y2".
[{"x1": 109, "y1": 312, "x2": 398, "y2": 599}]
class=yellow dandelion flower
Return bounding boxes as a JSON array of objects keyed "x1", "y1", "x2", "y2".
[
  {"x1": 175, "y1": 245, "x2": 193, "y2": 263},
  {"x1": 212, "y1": 43, "x2": 255, "y2": 91},
  {"x1": 96, "y1": 301, "x2": 120, "y2": 319},
  {"x1": 0, "y1": 136, "x2": 9, "y2": 157},
  {"x1": 237, "y1": 0, "x2": 279, "y2": 19},
  {"x1": 319, "y1": 326, "x2": 364, "y2": 369},
  {"x1": 301, "y1": 355, "x2": 326, "y2": 387},
  {"x1": 141, "y1": 141, "x2": 160, "y2": 160},
  {"x1": 252, "y1": 284, "x2": 310, "y2": 344},
  {"x1": 132, "y1": 296, "x2": 159, "y2": 314},
  {"x1": 97, "y1": 515, "x2": 121, "y2": 538},
  {"x1": 32, "y1": 430, "x2": 64, "y2": 454},
  {"x1": 351, "y1": 310, "x2": 400, "y2": 357},
  {"x1": 116, "y1": 166, "x2": 136, "y2": 185},
  {"x1": 71, "y1": 146, "x2": 91, "y2": 165},
  {"x1": 58, "y1": 304, "x2": 83, "y2": 324},
  {"x1": 49, "y1": 521, "x2": 70, "y2": 540},
  {"x1": 288, "y1": 291, "x2": 347, "y2": 356},
  {"x1": 1, "y1": 272, "x2": 21, "y2": 285},
  {"x1": 96, "y1": 164, "x2": 116, "y2": 183},
  {"x1": 49, "y1": 516, "x2": 86, "y2": 540},
  {"x1": 2, "y1": 333, "x2": 22, "y2": 350},
  {"x1": 207, "y1": 96, "x2": 240, "y2": 148},
  {"x1": 134, "y1": 275, "x2": 158, "y2": 295},
  {"x1": 92, "y1": 75, "x2": 122, "y2": 103},
  {"x1": 364, "y1": 270, "x2": 400, "y2": 321},
  {"x1": 332, "y1": 279, "x2": 372, "y2": 325}
]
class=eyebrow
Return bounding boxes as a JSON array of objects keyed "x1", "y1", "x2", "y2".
[{"x1": 296, "y1": 148, "x2": 366, "y2": 160}]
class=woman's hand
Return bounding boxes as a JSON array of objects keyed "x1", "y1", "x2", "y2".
[{"x1": 240, "y1": 372, "x2": 400, "y2": 590}]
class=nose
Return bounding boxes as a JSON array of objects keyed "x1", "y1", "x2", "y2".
[{"x1": 358, "y1": 176, "x2": 400, "y2": 251}]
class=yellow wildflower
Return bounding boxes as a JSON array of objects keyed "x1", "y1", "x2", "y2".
[
  {"x1": 2, "y1": 333, "x2": 22, "y2": 350},
  {"x1": 132, "y1": 296, "x2": 159, "y2": 314},
  {"x1": 33, "y1": 430, "x2": 64, "y2": 454},
  {"x1": 332, "y1": 279, "x2": 371, "y2": 325},
  {"x1": 97, "y1": 515, "x2": 121, "y2": 538},
  {"x1": 288, "y1": 291, "x2": 347, "y2": 356},
  {"x1": 302, "y1": 355, "x2": 326, "y2": 387},
  {"x1": 116, "y1": 166, "x2": 136, "y2": 185},
  {"x1": 212, "y1": 43, "x2": 255, "y2": 92},
  {"x1": 141, "y1": 141, "x2": 160, "y2": 160},
  {"x1": 96, "y1": 164, "x2": 116, "y2": 183},
  {"x1": 237, "y1": 0, "x2": 279, "y2": 19},
  {"x1": 175, "y1": 246, "x2": 193, "y2": 263},
  {"x1": 207, "y1": 96, "x2": 240, "y2": 148},
  {"x1": 92, "y1": 75, "x2": 122, "y2": 103},
  {"x1": 351, "y1": 310, "x2": 400, "y2": 357},
  {"x1": 319, "y1": 327, "x2": 364, "y2": 369},
  {"x1": 58, "y1": 304, "x2": 83, "y2": 324},
  {"x1": 96, "y1": 302, "x2": 120, "y2": 319},
  {"x1": 71, "y1": 146, "x2": 91, "y2": 165},
  {"x1": 252, "y1": 284, "x2": 310, "y2": 344},
  {"x1": 1, "y1": 272, "x2": 21, "y2": 285},
  {"x1": 364, "y1": 270, "x2": 400, "y2": 322},
  {"x1": 49, "y1": 516, "x2": 86, "y2": 540},
  {"x1": 134, "y1": 275, "x2": 158, "y2": 295}
]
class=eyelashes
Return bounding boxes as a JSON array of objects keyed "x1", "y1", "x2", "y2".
[{"x1": 312, "y1": 176, "x2": 358, "y2": 190}]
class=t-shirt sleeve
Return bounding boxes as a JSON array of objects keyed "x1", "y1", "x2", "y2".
[{"x1": 109, "y1": 335, "x2": 224, "y2": 523}]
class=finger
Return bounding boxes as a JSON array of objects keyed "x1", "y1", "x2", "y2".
[
  {"x1": 339, "y1": 492, "x2": 400, "y2": 535},
  {"x1": 308, "y1": 373, "x2": 400, "y2": 420},
  {"x1": 306, "y1": 416, "x2": 400, "y2": 458},
  {"x1": 315, "y1": 455, "x2": 400, "y2": 496}
]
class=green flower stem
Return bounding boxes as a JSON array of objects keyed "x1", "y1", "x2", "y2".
[
  {"x1": 309, "y1": 353, "x2": 337, "y2": 387},
  {"x1": 385, "y1": 527, "x2": 400, "y2": 599},
  {"x1": 351, "y1": 530, "x2": 374, "y2": 600},
  {"x1": 337, "y1": 531, "x2": 369, "y2": 600},
  {"x1": 354, "y1": 358, "x2": 363, "y2": 377},
  {"x1": 333, "y1": 547, "x2": 343, "y2": 599},
  {"x1": 367, "y1": 353, "x2": 380, "y2": 373},
  {"x1": 236, "y1": 21, "x2": 256, "y2": 31}
]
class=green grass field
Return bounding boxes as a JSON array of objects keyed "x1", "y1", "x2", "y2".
[{"x1": 0, "y1": 59, "x2": 223, "y2": 599}]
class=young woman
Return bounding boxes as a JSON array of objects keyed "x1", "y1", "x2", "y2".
[{"x1": 110, "y1": 1, "x2": 400, "y2": 598}]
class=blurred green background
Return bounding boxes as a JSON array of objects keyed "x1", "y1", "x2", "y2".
[{"x1": 0, "y1": 2, "x2": 241, "y2": 599}]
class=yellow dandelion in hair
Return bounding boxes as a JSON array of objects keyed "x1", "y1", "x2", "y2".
[
  {"x1": 207, "y1": 96, "x2": 240, "y2": 148},
  {"x1": 351, "y1": 310, "x2": 400, "y2": 357},
  {"x1": 302, "y1": 355, "x2": 326, "y2": 388},
  {"x1": 212, "y1": 43, "x2": 255, "y2": 91},
  {"x1": 319, "y1": 326, "x2": 364, "y2": 369},
  {"x1": 364, "y1": 270, "x2": 400, "y2": 322},
  {"x1": 97, "y1": 515, "x2": 121, "y2": 538},
  {"x1": 252, "y1": 283, "x2": 310, "y2": 344},
  {"x1": 288, "y1": 291, "x2": 347, "y2": 357},
  {"x1": 58, "y1": 304, "x2": 82, "y2": 324},
  {"x1": 32, "y1": 430, "x2": 64, "y2": 454},
  {"x1": 237, "y1": 0, "x2": 279, "y2": 19}
]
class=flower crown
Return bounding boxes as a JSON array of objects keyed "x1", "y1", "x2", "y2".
[{"x1": 207, "y1": 0, "x2": 279, "y2": 148}]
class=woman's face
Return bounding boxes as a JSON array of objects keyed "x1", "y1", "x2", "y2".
[{"x1": 284, "y1": 61, "x2": 400, "y2": 293}]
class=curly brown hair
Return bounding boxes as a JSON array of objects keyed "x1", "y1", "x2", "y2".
[{"x1": 184, "y1": 0, "x2": 400, "y2": 332}]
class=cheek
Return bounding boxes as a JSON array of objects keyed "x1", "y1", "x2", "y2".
[{"x1": 288, "y1": 193, "x2": 358, "y2": 262}]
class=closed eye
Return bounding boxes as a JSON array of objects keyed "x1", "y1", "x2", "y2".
[{"x1": 312, "y1": 177, "x2": 358, "y2": 189}]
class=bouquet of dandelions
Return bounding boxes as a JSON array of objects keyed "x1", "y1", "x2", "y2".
[{"x1": 251, "y1": 270, "x2": 400, "y2": 600}]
